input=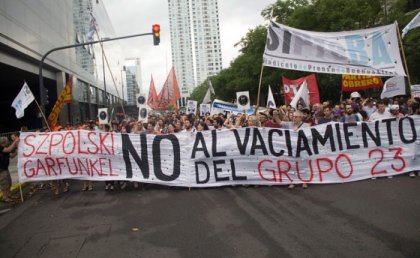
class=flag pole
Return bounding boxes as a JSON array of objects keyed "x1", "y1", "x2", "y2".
[
  {"x1": 18, "y1": 183, "x2": 24, "y2": 202},
  {"x1": 255, "y1": 10, "x2": 274, "y2": 115},
  {"x1": 34, "y1": 98, "x2": 51, "y2": 131},
  {"x1": 395, "y1": 21, "x2": 412, "y2": 96},
  {"x1": 254, "y1": 64, "x2": 265, "y2": 115}
]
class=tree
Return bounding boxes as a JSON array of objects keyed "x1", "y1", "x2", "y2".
[{"x1": 191, "y1": 0, "x2": 419, "y2": 105}]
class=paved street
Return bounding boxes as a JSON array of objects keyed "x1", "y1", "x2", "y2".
[{"x1": 0, "y1": 173, "x2": 419, "y2": 257}]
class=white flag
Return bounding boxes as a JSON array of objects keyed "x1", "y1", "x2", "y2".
[
  {"x1": 290, "y1": 80, "x2": 309, "y2": 109},
  {"x1": 381, "y1": 76, "x2": 406, "y2": 99},
  {"x1": 402, "y1": 12, "x2": 420, "y2": 38},
  {"x1": 11, "y1": 82, "x2": 35, "y2": 119},
  {"x1": 266, "y1": 85, "x2": 276, "y2": 109},
  {"x1": 202, "y1": 80, "x2": 215, "y2": 104}
]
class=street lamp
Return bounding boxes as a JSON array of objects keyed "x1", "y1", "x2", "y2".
[
  {"x1": 38, "y1": 30, "x2": 155, "y2": 126},
  {"x1": 101, "y1": 37, "x2": 110, "y2": 108},
  {"x1": 121, "y1": 65, "x2": 126, "y2": 105}
]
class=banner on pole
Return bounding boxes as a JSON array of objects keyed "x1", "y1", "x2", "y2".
[
  {"x1": 18, "y1": 117, "x2": 420, "y2": 187},
  {"x1": 12, "y1": 82, "x2": 35, "y2": 119},
  {"x1": 263, "y1": 21, "x2": 406, "y2": 76},
  {"x1": 380, "y1": 76, "x2": 406, "y2": 99},
  {"x1": 47, "y1": 76, "x2": 73, "y2": 128},
  {"x1": 341, "y1": 75, "x2": 383, "y2": 92}
]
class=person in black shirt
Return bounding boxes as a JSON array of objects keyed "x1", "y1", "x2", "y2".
[{"x1": 0, "y1": 136, "x2": 19, "y2": 202}]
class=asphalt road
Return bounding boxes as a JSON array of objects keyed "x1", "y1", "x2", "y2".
[{"x1": 0, "y1": 176, "x2": 419, "y2": 258}]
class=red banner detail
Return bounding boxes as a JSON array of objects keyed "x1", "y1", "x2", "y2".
[
  {"x1": 147, "y1": 75, "x2": 159, "y2": 109},
  {"x1": 47, "y1": 76, "x2": 73, "y2": 129},
  {"x1": 282, "y1": 74, "x2": 320, "y2": 105},
  {"x1": 155, "y1": 67, "x2": 181, "y2": 110}
]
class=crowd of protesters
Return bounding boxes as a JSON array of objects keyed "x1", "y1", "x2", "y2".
[{"x1": 1, "y1": 92, "x2": 420, "y2": 200}]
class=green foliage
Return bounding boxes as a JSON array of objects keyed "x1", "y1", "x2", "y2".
[{"x1": 190, "y1": 0, "x2": 419, "y2": 105}]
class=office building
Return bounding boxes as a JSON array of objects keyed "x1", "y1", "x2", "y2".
[{"x1": 168, "y1": 0, "x2": 222, "y2": 100}]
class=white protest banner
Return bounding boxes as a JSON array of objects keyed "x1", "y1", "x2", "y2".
[
  {"x1": 18, "y1": 117, "x2": 420, "y2": 187},
  {"x1": 210, "y1": 99, "x2": 256, "y2": 115},
  {"x1": 380, "y1": 76, "x2": 406, "y2": 99},
  {"x1": 263, "y1": 21, "x2": 406, "y2": 76}
]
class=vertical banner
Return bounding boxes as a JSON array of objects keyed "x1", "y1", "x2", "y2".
[
  {"x1": 282, "y1": 74, "x2": 320, "y2": 105},
  {"x1": 341, "y1": 75, "x2": 383, "y2": 92},
  {"x1": 236, "y1": 91, "x2": 250, "y2": 110},
  {"x1": 47, "y1": 76, "x2": 73, "y2": 128},
  {"x1": 136, "y1": 94, "x2": 147, "y2": 107},
  {"x1": 138, "y1": 105, "x2": 148, "y2": 123},
  {"x1": 186, "y1": 100, "x2": 198, "y2": 115},
  {"x1": 200, "y1": 104, "x2": 211, "y2": 116},
  {"x1": 98, "y1": 108, "x2": 108, "y2": 125}
]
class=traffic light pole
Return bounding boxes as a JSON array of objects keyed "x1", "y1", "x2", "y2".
[{"x1": 38, "y1": 32, "x2": 153, "y2": 125}]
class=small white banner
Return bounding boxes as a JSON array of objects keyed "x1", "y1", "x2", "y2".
[
  {"x1": 236, "y1": 91, "x2": 250, "y2": 110},
  {"x1": 200, "y1": 104, "x2": 211, "y2": 116},
  {"x1": 18, "y1": 117, "x2": 420, "y2": 187},
  {"x1": 380, "y1": 76, "x2": 406, "y2": 99},
  {"x1": 98, "y1": 108, "x2": 108, "y2": 125},
  {"x1": 186, "y1": 100, "x2": 198, "y2": 115}
]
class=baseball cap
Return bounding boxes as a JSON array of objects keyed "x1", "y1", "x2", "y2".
[
  {"x1": 390, "y1": 104, "x2": 399, "y2": 110},
  {"x1": 350, "y1": 91, "x2": 361, "y2": 99}
]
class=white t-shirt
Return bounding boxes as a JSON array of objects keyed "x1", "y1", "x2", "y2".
[{"x1": 369, "y1": 110, "x2": 392, "y2": 121}]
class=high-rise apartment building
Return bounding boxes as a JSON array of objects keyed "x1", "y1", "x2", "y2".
[
  {"x1": 168, "y1": 0, "x2": 222, "y2": 99},
  {"x1": 124, "y1": 58, "x2": 142, "y2": 106},
  {"x1": 191, "y1": 0, "x2": 222, "y2": 86}
]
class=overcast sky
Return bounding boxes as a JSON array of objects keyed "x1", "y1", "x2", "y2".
[{"x1": 102, "y1": 0, "x2": 274, "y2": 93}]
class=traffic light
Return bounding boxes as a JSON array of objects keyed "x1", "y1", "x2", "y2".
[{"x1": 152, "y1": 24, "x2": 160, "y2": 46}]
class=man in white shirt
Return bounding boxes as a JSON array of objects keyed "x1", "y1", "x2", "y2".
[{"x1": 369, "y1": 101, "x2": 392, "y2": 121}]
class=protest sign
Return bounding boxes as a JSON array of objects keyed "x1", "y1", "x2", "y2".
[{"x1": 19, "y1": 117, "x2": 420, "y2": 187}]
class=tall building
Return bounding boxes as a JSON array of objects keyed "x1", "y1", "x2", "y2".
[
  {"x1": 191, "y1": 0, "x2": 222, "y2": 86},
  {"x1": 168, "y1": 0, "x2": 222, "y2": 100},
  {"x1": 124, "y1": 58, "x2": 142, "y2": 106},
  {"x1": 0, "y1": 0, "x2": 124, "y2": 131},
  {"x1": 168, "y1": 0, "x2": 195, "y2": 98}
]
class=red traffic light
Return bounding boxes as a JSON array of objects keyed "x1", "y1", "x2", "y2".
[
  {"x1": 153, "y1": 24, "x2": 160, "y2": 32},
  {"x1": 152, "y1": 24, "x2": 160, "y2": 46}
]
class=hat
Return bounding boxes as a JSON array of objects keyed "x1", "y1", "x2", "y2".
[
  {"x1": 350, "y1": 92, "x2": 361, "y2": 99},
  {"x1": 390, "y1": 104, "x2": 399, "y2": 110}
]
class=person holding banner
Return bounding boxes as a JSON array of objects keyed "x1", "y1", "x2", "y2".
[
  {"x1": 0, "y1": 136, "x2": 19, "y2": 203},
  {"x1": 279, "y1": 110, "x2": 309, "y2": 189},
  {"x1": 341, "y1": 104, "x2": 360, "y2": 123}
]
